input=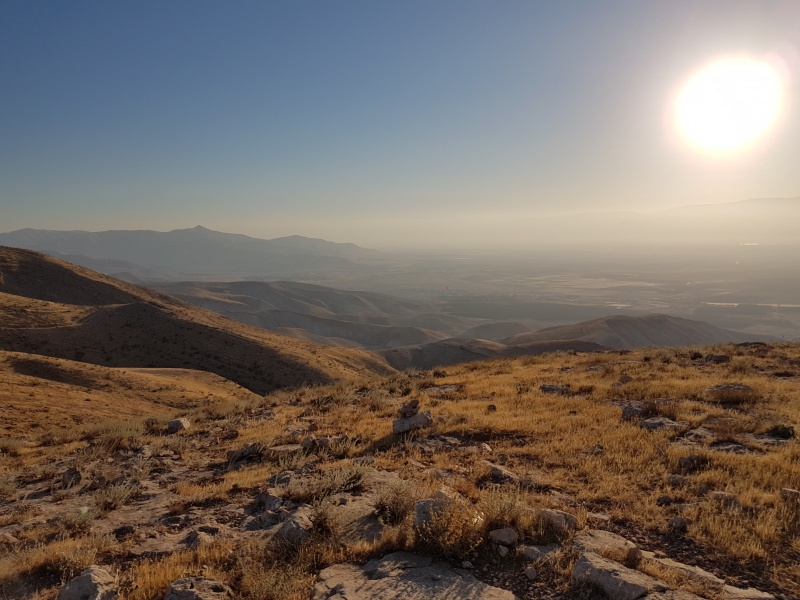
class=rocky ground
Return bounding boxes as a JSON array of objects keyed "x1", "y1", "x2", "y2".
[{"x1": 1, "y1": 342, "x2": 799, "y2": 599}]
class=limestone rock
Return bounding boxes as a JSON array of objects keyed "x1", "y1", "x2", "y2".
[
  {"x1": 58, "y1": 566, "x2": 118, "y2": 600},
  {"x1": 398, "y1": 399, "x2": 420, "y2": 418},
  {"x1": 484, "y1": 461, "x2": 520, "y2": 484},
  {"x1": 522, "y1": 543, "x2": 559, "y2": 562},
  {"x1": 722, "y1": 585, "x2": 775, "y2": 599},
  {"x1": 573, "y1": 552, "x2": 667, "y2": 600},
  {"x1": 164, "y1": 577, "x2": 233, "y2": 599},
  {"x1": 537, "y1": 508, "x2": 577, "y2": 535},
  {"x1": 488, "y1": 527, "x2": 518, "y2": 546},
  {"x1": 167, "y1": 418, "x2": 190, "y2": 434},
  {"x1": 574, "y1": 530, "x2": 642, "y2": 564},
  {"x1": 393, "y1": 411, "x2": 433, "y2": 434},
  {"x1": 311, "y1": 551, "x2": 517, "y2": 599}
]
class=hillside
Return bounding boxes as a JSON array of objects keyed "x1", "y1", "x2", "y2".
[
  {"x1": 503, "y1": 314, "x2": 775, "y2": 350},
  {"x1": 149, "y1": 280, "x2": 470, "y2": 348},
  {"x1": 1, "y1": 342, "x2": 797, "y2": 599},
  {"x1": 0, "y1": 247, "x2": 393, "y2": 394}
]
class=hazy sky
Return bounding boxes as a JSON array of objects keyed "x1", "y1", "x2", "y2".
[{"x1": 2, "y1": 1, "x2": 798, "y2": 247}]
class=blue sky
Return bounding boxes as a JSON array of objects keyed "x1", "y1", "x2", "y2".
[{"x1": 2, "y1": 1, "x2": 798, "y2": 246}]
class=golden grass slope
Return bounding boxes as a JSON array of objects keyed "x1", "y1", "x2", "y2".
[
  {"x1": 0, "y1": 351, "x2": 261, "y2": 437},
  {"x1": 0, "y1": 247, "x2": 394, "y2": 393},
  {"x1": 2, "y1": 342, "x2": 798, "y2": 599}
]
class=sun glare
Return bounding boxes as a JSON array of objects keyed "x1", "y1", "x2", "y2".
[{"x1": 674, "y1": 57, "x2": 783, "y2": 153}]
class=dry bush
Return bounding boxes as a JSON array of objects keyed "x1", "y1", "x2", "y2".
[
  {"x1": 93, "y1": 482, "x2": 138, "y2": 513},
  {"x1": 374, "y1": 480, "x2": 418, "y2": 526},
  {"x1": 414, "y1": 500, "x2": 483, "y2": 560},
  {"x1": 0, "y1": 437, "x2": 24, "y2": 457},
  {"x1": 284, "y1": 464, "x2": 367, "y2": 504}
]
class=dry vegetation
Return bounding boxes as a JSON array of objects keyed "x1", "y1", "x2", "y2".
[{"x1": 1, "y1": 342, "x2": 799, "y2": 598}]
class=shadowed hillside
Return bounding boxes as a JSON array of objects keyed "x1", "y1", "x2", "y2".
[{"x1": 0, "y1": 247, "x2": 393, "y2": 393}]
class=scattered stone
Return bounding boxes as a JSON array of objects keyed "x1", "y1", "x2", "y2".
[
  {"x1": 678, "y1": 455, "x2": 708, "y2": 474},
  {"x1": 537, "y1": 508, "x2": 577, "y2": 535},
  {"x1": 668, "y1": 516, "x2": 689, "y2": 533},
  {"x1": 486, "y1": 404, "x2": 497, "y2": 412},
  {"x1": 274, "y1": 507, "x2": 314, "y2": 546},
  {"x1": 479, "y1": 442, "x2": 492, "y2": 453},
  {"x1": 539, "y1": 384, "x2": 569, "y2": 395},
  {"x1": 484, "y1": 461, "x2": 520, "y2": 484},
  {"x1": 393, "y1": 411, "x2": 433, "y2": 434},
  {"x1": 705, "y1": 354, "x2": 732, "y2": 364},
  {"x1": 574, "y1": 530, "x2": 642, "y2": 565},
  {"x1": 573, "y1": 552, "x2": 667, "y2": 600},
  {"x1": 251, "y1": 491, "x2": 283, "y2": 512},
  {"x1": 497, "y1": 545, "x2": 509, "y2": 558},
  {"x1": 488, "y1": 527, "x2": 518, "y2": 546},
  {"x1": 668, "y1": 474, "x2": 687, "y2": 487},
  {"x1": 657, "y1": 495, "x2": 673, "y2": 506},
  {"x1": 164, "y1": 577, "x2": 233, "y2": 599},
  {"x1": 58, "y1": 566, "x2": 118, "y2": 600},
  {"x1": 267, "y1": 444, "x2": 304, "y2": 458},
  {"x1": 311, "y1": 552, "x2": 516, "y2": 599},
  {"x1": 226, "y1": 442, "x2": 265, "y2": 463},
  {"x1": 682, "y1": 428, "x2": 716, "y2": 444},
  {"x1": 639, "y1": 417, "x2": 686, "y2": 432},
  {"x1": 62, "y1": 467, "x2": 82, "y2": 488},
  {"x1": 167, "y1": 418, "x2": 190, "y2": 434},
  {"x1": 461, "y1": 560, "x2": 474, "y2": 569},
  {"x1": 398, "y1": 399, "x2": 421, "y2": 418},
  {"x1": 523, "y1": 543, "x2": 560, "y2": 562},
  {"x1": 524, "y1": 566, "x2": 538, "y2": 580}
]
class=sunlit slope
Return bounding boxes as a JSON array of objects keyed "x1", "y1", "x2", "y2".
[
  {"x1": 0, "y1": 247, "x2": 394, "y2": 393},
  {"x1": 0, "y1": 351, "x2": 262, "y2": 436},
  {"x1": 504, "y1": 314, "x2": 775, "y2": 349}
]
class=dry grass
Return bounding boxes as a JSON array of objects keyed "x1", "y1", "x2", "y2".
[{"x1": 2, "y1": 341, "x2": 799, "y2": 598}]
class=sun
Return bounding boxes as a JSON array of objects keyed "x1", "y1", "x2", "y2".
[{"x1": 674, "y1": 57, "x2": 783, "y2": 153}]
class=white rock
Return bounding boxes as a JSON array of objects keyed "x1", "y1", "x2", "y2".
[
  {"x1": 393, "y1": 411, "x2": 433, "y2": 434},
  {"x1": 58, "y1": 566, "x2": 118, "y2": 600},
  {"x1": 573, "y1": 552, "x2": 667, "y2": 600},
  {"x1": 488, "y1": 527, "x2": 518, "y2": 546}
]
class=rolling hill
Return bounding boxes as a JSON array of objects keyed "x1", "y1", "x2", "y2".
[
  {"x1": 149, "y1": 280, "x2": 472, "y2": 349},
  {"x1": 0, "y1": 247, "x2": 393, "y2": 394},
  {"x1": 502, "y1": 313, "x2": 776, "y2": 349}
]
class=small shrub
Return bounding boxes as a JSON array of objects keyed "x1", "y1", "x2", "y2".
[
  {"x1": 415, "y1": 500, "x2": 483, "y2": 560},
  {"x1": 94, "y1": 483, "x2": 138, "y2": 512},
  {"x1": 374, "y1": 481, "x2": 417, "y2": 526}
]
